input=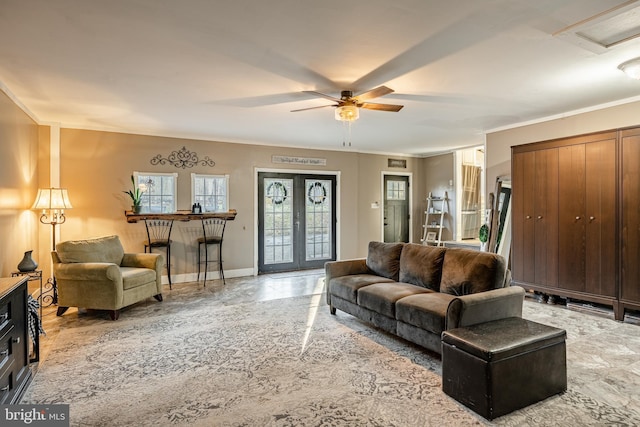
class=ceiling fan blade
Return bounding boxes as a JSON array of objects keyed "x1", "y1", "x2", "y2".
[
  {"x1": 302, "y1": 90, "x2": 342, "y2": 103},
  {"x1": 360, "y1": 102, "x2": 404, "y2": 112},
  {"x1": 291, "y1": 104, "x2": 336, "y2": 112},
  {"x1": 353, "y1": 85, "x2": 394, "y2": 102}
]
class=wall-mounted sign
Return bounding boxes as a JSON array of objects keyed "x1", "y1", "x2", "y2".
[
  {"x1": 388, "y1": 158, "x2": 407, "y2": 168},
  {"x1": 272, "y1": 155, "x2": 327, "y2": 166}
]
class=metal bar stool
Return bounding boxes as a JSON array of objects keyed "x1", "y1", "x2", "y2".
[
  {"x1": 144, "y1": 219, "x2": 174, "y2": 289},
  {"x1": 197, "y1": 218, "x2": 226, "y2": 286}
]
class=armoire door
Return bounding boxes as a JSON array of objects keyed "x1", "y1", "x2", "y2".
[
  {"x1": 512, "y1": 149, "x2": 558, "y2": 287},
  {"x1": 534, "y1": 148, "x2": 559, "y2": 287},
  {"x1": 558, "y1": 144, "x2": 586, "y2": 292},
  {"x1": 512, "y1": 151, "x2": 536, "y2": 283},
  {"x1": 621, "y1": 128, "x2": 640, "y2": 313},
  {"x1": 584, "y1": 138, "x2": 616, "y2": 297},
  {"x1": 558, "y1": 138, "x2": 616, "y2": 295}
]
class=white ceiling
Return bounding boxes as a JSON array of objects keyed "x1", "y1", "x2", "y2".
[{"x1": 2, "y1": 0, "x2": 640, "y2": 156}]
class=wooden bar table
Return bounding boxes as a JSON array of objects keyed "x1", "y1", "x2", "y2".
[{"x1": 125, "y1": 209, "x2": 237, "y2": 223}]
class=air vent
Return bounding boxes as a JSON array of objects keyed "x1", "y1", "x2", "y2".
[{"x1": 554, "y1": 0, "x2": 640, "y2": 53}]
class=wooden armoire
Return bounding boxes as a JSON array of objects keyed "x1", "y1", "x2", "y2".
[{"x1": 511, "y1": 126, "x2": 640, "y2": 321}]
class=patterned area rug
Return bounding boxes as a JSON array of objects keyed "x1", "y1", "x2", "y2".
[{"x1": 23, "y1": 291, "x2": 640, "y2": 426}]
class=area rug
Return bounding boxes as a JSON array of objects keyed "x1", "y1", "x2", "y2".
[
  {"x1": 23, "y1": 294, "x2": 473, "y2": 426},
  {"x1": 22, "y1": 291, "x2": 640, "y2": 426}
]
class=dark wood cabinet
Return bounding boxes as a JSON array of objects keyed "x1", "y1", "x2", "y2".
[
  {"x1": 512, "y1": 130, "x2": 623, "y2": 319},
  {"x1": 0, "y1": 276, "x2": 32, "y2": 404}
]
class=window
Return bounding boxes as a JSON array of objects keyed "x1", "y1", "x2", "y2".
[
  {"x1": 134, "y1": 172, "x2": 178, "y2": 213},
  {"x1": 386, "y1": 180, "x2": 406, "y2": 200},
  {"x1": 191, "y1": 173, "x2": 229, "y2": 212}
]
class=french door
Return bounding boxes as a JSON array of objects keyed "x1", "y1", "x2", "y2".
[{"x1": 258, "y1": 172, "x2": 337, "y2": 273}]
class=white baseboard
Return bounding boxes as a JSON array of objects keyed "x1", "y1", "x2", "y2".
[{"x1": 161, "y1": 268, "x2": 255, "y2": 285}]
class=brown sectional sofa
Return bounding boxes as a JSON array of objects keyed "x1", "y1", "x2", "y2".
[{"x1": 325, "y1": 241, "x2": 525, "y2": 354}]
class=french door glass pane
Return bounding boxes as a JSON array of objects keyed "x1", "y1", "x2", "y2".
[
  {"x1": 305, "y1": 179, "x2": 332, "y2": 261},
  {"x1": 263, "y1": 178, "x2": 293, "y2": 265}
]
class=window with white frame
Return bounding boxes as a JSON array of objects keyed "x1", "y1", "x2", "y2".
[
  {"x1": 192, "y1": 173, "x2": 229, "y2": 212},
  {"x1": 134, "y1": 172, "x2": 178, "y2": 213}
]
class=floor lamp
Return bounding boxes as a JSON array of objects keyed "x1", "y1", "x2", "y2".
[{"x1": 32, "y1": 188, "x2": 73, "y2": 305}]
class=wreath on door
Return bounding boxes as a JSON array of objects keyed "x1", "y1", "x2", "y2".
[
  {"x1": 307, "y1": 181, "x2": 327, "y2": 205},
  {"x1": 266, "y1": 182, "x2": 287, "y2": 205}
]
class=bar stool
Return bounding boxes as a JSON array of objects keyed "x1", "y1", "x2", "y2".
[
  {"x1": 197, "y1": 218, "x2": 226, "y2": 285},
  {"x1": 144, "y1": 219, "x2": 174, "y2": 289}
]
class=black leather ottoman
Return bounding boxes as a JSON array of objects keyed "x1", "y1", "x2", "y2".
[{"x1": 441, "y1": 317, "x2": 567, "y2": 420}]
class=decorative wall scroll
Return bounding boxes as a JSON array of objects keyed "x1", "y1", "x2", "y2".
[{"x1": 150, "y1": 146, "x2": 216, "y2": 169}]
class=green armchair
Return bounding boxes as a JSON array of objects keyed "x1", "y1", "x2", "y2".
[{"x1": 52, "y1": 235, "x2": 163, "y2": 320}]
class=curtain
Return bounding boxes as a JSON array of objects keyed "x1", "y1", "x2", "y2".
[
  {"x1": 461, "y1": 165, "x2": 481, "y2": 239},
  {"x1": 462, "y1": 165, "x2": 481, "y2": 210}
]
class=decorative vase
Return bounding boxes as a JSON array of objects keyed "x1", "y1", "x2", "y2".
[
  {"x1": 132, "y1": 205, "x2": 142, "y2": 214},
  {"x1": 18, "y1": 250, "x2": 38, "y2": 272}
]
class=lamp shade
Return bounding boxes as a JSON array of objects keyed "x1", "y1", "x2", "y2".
[{"x1": 32, "y1": 188, "x2": 73, "y2": 210}]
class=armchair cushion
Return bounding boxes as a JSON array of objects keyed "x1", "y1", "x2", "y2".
[{"x1": 56, "y1": 235, "x2": 124, "y2": 265}]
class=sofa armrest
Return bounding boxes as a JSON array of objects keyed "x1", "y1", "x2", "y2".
[
  {"x1": 54, "y1": 262, "x2": 122, "y2": 283},
  {"x1": 324, "y1": 258, "x2": 369, "y2": 305},
  {"x1": 445, "y1": 286, "x2": 525, "y2": 330},
  {"x1": 122, "y1": 253, "x2": 162, "y2": 270},
  {"x1": 325, "y1": 258, "x2": 368, "y2": 282}
]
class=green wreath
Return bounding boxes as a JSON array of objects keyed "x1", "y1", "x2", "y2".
[
  {"x1": 266, "y1": 182, "x2": 287, "y2": 205},
  {"x1": 307, "y1": 182, "x2": 327, "y2": 205},
  {"x1": 479, "y1": 224, "x2": 489, "y2": 243}
]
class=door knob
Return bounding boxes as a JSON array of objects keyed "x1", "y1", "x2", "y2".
[
  {"x1": 537, "y1": 215, "x2": 543, "y2": 220},
  {"x1": 526, "y1": 215, "x2": 531, "y2": 219},
  {"x1": 589, "y1": 216, "x2": 595, "y2": 221},
  {"x1": 576, "y1": 216, "x2": 581, "y2": 220}
]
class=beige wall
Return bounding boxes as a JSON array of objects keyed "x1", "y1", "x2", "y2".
[
  {"x1": 486, "y1": 100, "x2": 640, "y2": 194},
  {"x1": 0, "y1": 91, "x2": 40, "y2": 277},
  {"x1": 421, "y1": 153, "x2": 455, "y2": 241},
  {"x1": 56, "y1": 129, "x2": 422, "y2": 281}
]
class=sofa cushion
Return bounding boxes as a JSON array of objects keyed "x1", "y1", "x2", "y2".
[
  {"x1": 399, "y1": 243, "x2": 446, "y2": 291},
  {"x1": 396, "y1": 293, "x2": 456, "y2": 335},
  {"x1": 329, "y1": 274, "x2": 394, "y2": 304},
  {"x1": 440, "y1": 249, "x2": 507, "y2": 296},
  {"x1": 56, "y1": 235, "x2": 125, "y2": 265},
  {"x1": 358, "y1": 282, "x2": 432, "y2": 318},
  {"x1": 366, "y1": 241, "x2": 404, "y2": 281},
  {"x1": 121, "y1": 267, "x2": 156, "y2": 290}
]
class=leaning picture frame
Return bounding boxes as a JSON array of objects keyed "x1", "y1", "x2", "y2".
[{"x1": 426, "y1": 231, "x2": 437, "y2": 241}]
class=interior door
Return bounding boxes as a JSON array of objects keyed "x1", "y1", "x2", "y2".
[
  {"x1": 383, "y1": 175, "x2": 410, "y2": 243},
  {"x1": 258, "y1": 172, "x2": 336, "y2": 273}
]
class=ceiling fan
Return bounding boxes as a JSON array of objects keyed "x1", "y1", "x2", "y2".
[{"x1": 291, "y1": 85, "x2": 404, "y2": 121}]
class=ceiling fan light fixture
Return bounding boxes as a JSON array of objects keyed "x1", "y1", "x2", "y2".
[
  {"x1": 618, "y1": 57, "x2": 640, "y2": 79},
  {"x1": 335, "y1": 105, "x2": 359, "y2": 122}
]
